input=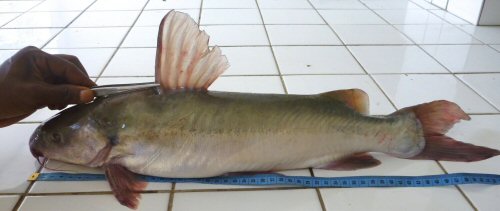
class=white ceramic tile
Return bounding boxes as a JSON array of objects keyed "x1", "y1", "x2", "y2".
[
  {"x1": 20, "y1": 108, "x2": 59, "y2": 123},
  {"x1": 362, "y1": 0, "x2": 420, "y2": 9},
  {"x1": 333, "y1": 25, "x2": 413, "y2": 44},
  {"x1": 96, "y1": 77, "x2": 155, "y2": 85},
  {"x1": 20, "y1": 193, "x2": 169, "y2": 211},
  {"x1": 0, "y1": 50, "x2": 17, "y2": 63},
  {"x1": 0, "y1": 124, "x2": 40, "y2": 193},
  {"x1": 69, "y1": 11, "x2": 140, "y2": 27},
  {"x1": 32, "y1": 0, "x2": 94, "y2": 11},
  {"x1": 429, "y1": 10, "x2": 470, "y2": 25},
  {"x1": 273, "y1": 46, "x2": 363, "y2": 74},
  {"x1": 203, "y1": 0, "x2": 257, "y2": 8},
  {"x1": 441, "y1": 115, "x2": 500, "y2": 211},
  {"x1": 102, "y1": 48, "x2": 156, "y2": 77},
  {"x1": 0, "y1": 195, "x2": 19, "y2": 211},
  {"x1": 121, "y1": 26, "x2": 158, "y2": 47},
  {"x1": 201, "y1": 25, "x2": 269, "y2": 46},
  {"x1": 173, "y1": 189, "x2": 322, "y2": 211},
  {"x1": 266, "y1": 25, "x2": 342, "y2": 45},
  {"x1": 0, "y1": 28, "x2": 61, "y2": 49},
  {"x1": 458, "y1": 25, "x2": 500, "y2": 44},
  {"x1": 0, "y1": 1, "x2": 39, "y2": 13},
  {"x1": 4, "y1": 11, "x2": 79, "y2": 28},
  {"x1": 349, "y1": 45, "x2": 447, "y2": 73},
  {"x1": 372, "y1": 74, "x2": 497, "y2": 113},
  {"x1": 88, "y1": 0, "x2": 148, "y2": 11},
  {"x1": 321, "y1": 187, "x2": 472, "y2": 211},
  {"x1": 220, "y1": 47, "x2": 279, "y2": 75},
  {"x1": 257, "y1": 0, "x2": 312, "y2": 9},
  {"x1": 375, "y1": 9, "x2": 446, "y2": 24},
  {"x1": 175, "y1": 169, "x2": 310, "y2": 190},
  {"x1": 319, "y1": 10, "x2": 386, "y2": 25},
  {"x1": 136, "y1": 9, "x2": 199, "y2": 26},
  {"x1": 458, "y1": 74, "x2": 500, "y2": 109},
  {"x1": 201, "y1": 9, "x2": 261, "y2": 25},
  {"x1": 0, "y1": 13, "x2": 20, "y2": 26},
  {"x1": 145, "y1": 0, "x2": 201, "y2": 9},
  {"x1": 261, "y1": 9, "x2": 323, "y2": 24},
  {"x1": 421, "y1": 45, "x2": 500, "y2": 73},
  {"x1": 309, "y1": 0, "x2": 367, "y2": 9},
  {"x1": 46, "y1": 27, "x2": 128, "y2": 48},
  {"x1": 283, "y1": 75, "x2": 396, "y2": 115},
  {"x1": 43, "y1": 48, "x2": 115, "y2": 77},
  {"x1": 209, "y1": 76, "x2": 285, "y2": 94},
  {"x1": 395, "y1": 24, "x2": 481, "y2": 44}
]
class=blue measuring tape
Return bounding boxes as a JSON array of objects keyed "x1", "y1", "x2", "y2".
[{"x1": 30, "y1": 172, "x2": 500, "y2": 188}]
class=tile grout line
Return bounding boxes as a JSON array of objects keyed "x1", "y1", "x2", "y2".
[
  {"x1": 309, "y1": 168, "x2": 327, "y2": 211},
  {"x1": 254, "y1": 0, "x2": 289, "y2": 94},
  {"x1": 12, "y1": 164, "x2": 45, "y2": 211},
  {"x1": 306, "y1": 0, "x2": 399, "y2": 111},
  {"x1": 94, "y1": 0, "x2": 152, "y2": 81},
  {"x1": 167, "y1": 183, "x2": 176, "y2": 211},
  {"x1": 0, "y1": 0, "x2": 46, "y2": 28},
  {"x1": 363, "y1": 1, "x2": 486, "y2": 209},
  {"x1": 197, "y1": 0, "x2": 203, "y2": 25},
  {"x1": 37, "y1": 0, "x2": 100, "y2": 49}
]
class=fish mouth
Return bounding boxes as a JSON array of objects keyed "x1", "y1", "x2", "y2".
[{"x1": 29, "y1": 126, "x2": 45, "y2": 164}]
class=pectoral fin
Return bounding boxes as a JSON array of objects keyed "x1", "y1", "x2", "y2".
[
  {"x1": 320, "y1": 89, "x2": 369, "y2": 115},
  {"x1": 105, "y1": 164, "x2": 147, "y2": 209},
  {"x1": 318, "y1": 153, "x2": 381, "y2": 170}
]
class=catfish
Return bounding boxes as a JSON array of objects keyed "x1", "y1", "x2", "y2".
[{"x1": 29, "y1": 11, "x2": 500, "y2": 209}]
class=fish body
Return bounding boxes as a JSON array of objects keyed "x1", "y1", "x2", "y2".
[
  {"x1": 55, "y1": 89, "x2": 422, "y2": 178},
  {"x1": 28, "y1": 11, "x2": 500, "y2": 209}
]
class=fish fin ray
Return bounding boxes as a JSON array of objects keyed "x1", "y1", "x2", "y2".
[
  {"x1": 317, "y1": 153, "x2": 381, "y2": 170},
  {"x1": 155, "y1": 10, "x2": 229, "y2": 91},
  {"x1": 394, "y1": 100, "x2": 500, "y2": 161},
  {"x1": 105, "y1": 164, "x2": 147, "y2": 209},
  {"x1": 320, "y1": 89, "x2": 369, "y2": 115},
  {"x1": 410, "y1": 135, "x2": 500, "y2": 162}
]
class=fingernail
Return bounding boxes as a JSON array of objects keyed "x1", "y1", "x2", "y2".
[{"x1": 80, "y1": 89, "x2": 94, "y2": 103}]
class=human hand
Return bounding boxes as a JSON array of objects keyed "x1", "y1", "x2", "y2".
[{"x1": 0, "y1": 46, "x2": 96, "y2": 127}]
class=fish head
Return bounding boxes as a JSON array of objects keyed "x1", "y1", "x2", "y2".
[{"x1": 29, "y1": 103, "x2": 111, "y2": 167}]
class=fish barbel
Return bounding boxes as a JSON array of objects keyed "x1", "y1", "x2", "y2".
[{"x1": 29, "y1": 11, "x2": 500, "y2": 209}]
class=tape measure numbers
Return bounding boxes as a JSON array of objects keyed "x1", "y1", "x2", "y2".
[{"x1": 30, "y1": 172, "x2": 500, "y2": 188}]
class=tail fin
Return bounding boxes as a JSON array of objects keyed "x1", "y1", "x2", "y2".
[{"x1": 394, "y1": 100, "x2": 500, "y2": 162}]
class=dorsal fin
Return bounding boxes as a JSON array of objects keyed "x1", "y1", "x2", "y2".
[
  {"x1": 320, "y1": 89, "x2": 369, "y2": 115},
  {"x1": 155, "y1": 10, "x2": 229, "y2": 91}
]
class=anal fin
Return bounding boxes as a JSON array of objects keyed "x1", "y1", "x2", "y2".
[
  {"x1": 105, "y1": 164, "x2": 147, "y2": 209},
  {"x1": 318, "y1": 153, "x2": 381, "y2": 171},
  {"x1": 320, "y1": 89, "x2": 369, "y2": 115}
]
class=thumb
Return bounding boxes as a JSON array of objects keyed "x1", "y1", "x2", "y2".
[{"x1": 35, "y1": 84, "x2": 95, "y2": 107}]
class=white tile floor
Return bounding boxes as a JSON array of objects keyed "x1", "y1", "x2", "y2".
[{"x1": 1, "y1": 0, "x2": 500, "y2": 210}]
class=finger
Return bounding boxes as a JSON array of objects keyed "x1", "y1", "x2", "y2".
[
  {"x1": 53, "y1": 54, "x2": 89, "y2": 77},
  {"x1": 34, "y1": 84, "x2": 95, "y2": 107},
  {"x1": 33, "y1": 51, "x2": 96, "y2": 87},
  {"x1": 0, "y1": 113, "x2": 32, "y2": 128}
]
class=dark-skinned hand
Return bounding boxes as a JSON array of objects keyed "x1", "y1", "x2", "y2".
[{"x1": 0, "y1": 46, "x2": 96, "y2": 127}]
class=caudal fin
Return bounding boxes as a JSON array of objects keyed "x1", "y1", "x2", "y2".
[{"x1": 394, "y1": 100, "x2": 500, "y2": 162}]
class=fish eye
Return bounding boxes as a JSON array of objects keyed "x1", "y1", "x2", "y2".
[{"x1": 51, "y1": 133, "x2": 63, "y2": 144}]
